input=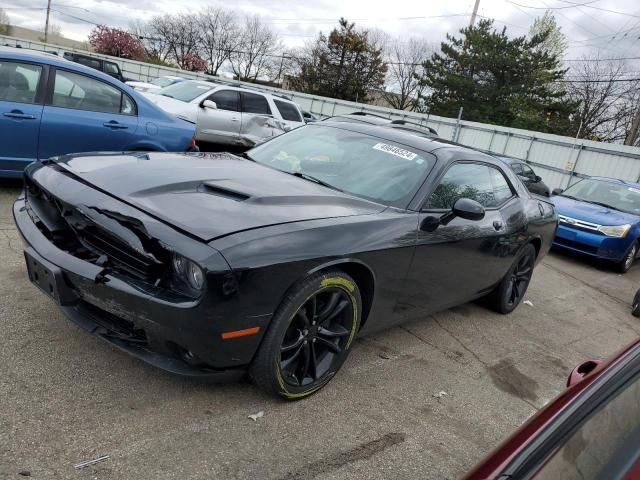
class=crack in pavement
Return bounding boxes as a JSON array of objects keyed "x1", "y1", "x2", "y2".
[
  {"x1": 432, "y1": 317, "x2": 489, "y2": 368},
  {"x1": 279, "y1": 432, "x2": 406, "y2": 480}
]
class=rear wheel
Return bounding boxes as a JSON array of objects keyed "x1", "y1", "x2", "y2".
[
  {"x1": 616, "y1": 242, "x2": 637, "y2": 274},
  {"x1": 486, "y1": 244, "x2": 536, "y2": 314},
  {"x1": 250, "y1": 271, "x2": 361, "y2": 400}
]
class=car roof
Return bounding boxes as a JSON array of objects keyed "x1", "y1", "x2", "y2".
[
  {"x1": 1, "y1": 46, "x2": 121, "y2": 84},
  {"x1": 588, "y1": 176, "x2": 640, "y2": 189},
  {"x1": 319, "y1": 120, "x2": 497, "y2": 161}
]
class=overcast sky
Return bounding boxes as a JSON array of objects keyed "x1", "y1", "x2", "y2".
[{"x1": 4, "y1": 0, "x2": 640, "y2": 62}]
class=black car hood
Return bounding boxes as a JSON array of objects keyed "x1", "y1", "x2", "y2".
[{"x1": 52, "y1": 152, "x2": 385, "y2": 241}]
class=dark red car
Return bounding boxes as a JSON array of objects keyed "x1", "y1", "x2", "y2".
[{"x1": 465, "y1": 339, "x2": 640, "y2": 480}]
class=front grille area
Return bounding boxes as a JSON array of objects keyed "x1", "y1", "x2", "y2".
[
  {"x1": 25, "y1": 180, "x2": 168, "y2": 284},
  {"x1": 554, "y1": 236, "x2": 599, "y2": 255},
  {"x1": 79, "y1": 226, "x2": 163, "y2": 280},
  {"x1": 77, "y1": 300, "x2": 148, "y2": 346},
  {"x1": 558, "y1": 215, "x2": 604, "y2": 235}
]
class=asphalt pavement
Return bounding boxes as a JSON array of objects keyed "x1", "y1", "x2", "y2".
[{"x1": 1, "y1": 182, "x2": 639, "y2": 479}]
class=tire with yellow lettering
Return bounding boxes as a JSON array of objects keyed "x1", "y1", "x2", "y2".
[{"x1": 250, "y1": 270, "x2": 361, "y2": 400}]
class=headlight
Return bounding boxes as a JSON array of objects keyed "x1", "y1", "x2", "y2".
[
  {"x1": 598, "y1": 224, "x2": 631, "y2": 237},
  {"x1": 172, "y1": 253, "x2": 205, "y2": 290}
]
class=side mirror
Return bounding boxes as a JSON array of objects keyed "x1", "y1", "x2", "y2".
[
  {"x1": 201, "y1": 99, "x2": 217, "y2": 109},
  {"x1": 566, "y1": 359, "x2": 603, "y2": 387},
  {"x1": 534, "y1": 175, "x2": 542, "y2": 183},
  {"x1": 552, "y1": 188, "x2": 564, "y2": 196},
  {"x1": 452, "y1": 197, "x2": 485, "y2": 221},
  {"x1": 421, "y1": 198, "x2": 485, "y2": 231}
]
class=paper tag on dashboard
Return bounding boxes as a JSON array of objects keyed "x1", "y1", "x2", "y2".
[{"x1": 372, "y1": 143, "x2": 417, "y2": 161}]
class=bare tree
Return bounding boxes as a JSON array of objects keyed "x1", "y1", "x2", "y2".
[
  {"x1": 198, "y1": 7, "x2": 239, "y2": 76},
  {"x1": 381, "y1": 38, "x2": 432, "y2": 111},
  {"x1": 566, "y1": 56, "x2": 636, "y2": 142},
  {"x1": 229, "y1": 15, "x2": 280, "y2": 81},
  {"x1": 132, "y1": 17, "x2": 174, "y2": 64},
  {"x1": 140, "y1": 14, "x2": 201, "y2": 68}
]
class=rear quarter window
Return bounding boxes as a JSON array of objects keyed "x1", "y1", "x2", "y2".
[{"x1": 274, "y1": 99, "x2": 303, "y2": 122}]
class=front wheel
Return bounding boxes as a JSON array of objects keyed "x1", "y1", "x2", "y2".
[
  {"x1": 616, "y1": 242, "x2": 638, "y2": 274},
  {"x1": 486, "y1": 244, "x2": 536, "y2": 314},
  {"x1": 250, "y1": 271, "x2": 361, "y2": 400}
]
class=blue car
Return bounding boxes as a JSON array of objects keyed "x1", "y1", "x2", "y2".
[
  {"x1": 551, "y1": 176, "x2": 640, "y2": 272},
  {"x1": 0, "y1": 47, "x2": 196, "y2": 178}
]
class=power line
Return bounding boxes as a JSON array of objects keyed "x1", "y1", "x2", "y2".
[
  {"x1": 506, "y1": 0, "x2": 599, "y2": 10},
  {"x1": 558, "y1": 1, "x2": 640, "y2": 19}
]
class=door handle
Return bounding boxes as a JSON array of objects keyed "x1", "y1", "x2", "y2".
[
  {"x1": 3, "y1": 111, "x2": 36, "y2": 120},
  {"x1": 493, "y1": 220, "x2": 503, "y2": 231},
  {"x1": 103, "y1": 121, "x2": 128, "y2": 129},
  {"x1": 230, "y1": 118, "x2": 239, "y2": 122}
]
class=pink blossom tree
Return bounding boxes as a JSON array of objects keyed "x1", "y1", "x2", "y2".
[
  {"x1": 179, "y1": 52, "x2": 207, "y2": 72},
  {"x1": 89, "y1": 26, "x2": 145, "y2": 60}
]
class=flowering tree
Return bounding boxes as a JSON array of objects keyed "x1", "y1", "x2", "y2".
[
  {"x1": 178, "y1": 52, "x2": 207, "y2": 72},
  {"x1": 89, "y1": 26, "x2": 145, "y2": 59}
]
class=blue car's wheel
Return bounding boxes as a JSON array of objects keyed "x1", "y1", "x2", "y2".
[{"x1": 617, "y1": 242, "x2": 638, "y2": 274}]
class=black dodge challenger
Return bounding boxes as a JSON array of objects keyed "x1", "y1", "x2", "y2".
[{"x1": 14, "y1": 121, "x2": 557, "y2": 399}]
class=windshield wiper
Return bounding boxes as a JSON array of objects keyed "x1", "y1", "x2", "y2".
[
  {"x1": 238, "y1": 152, "x2": 255, "y2": 161},
  {"x1": 160, "y1": 93, "x2": 174, "y2": 98},
  {"x1": 290, "y1": 172, "x2": 342, "y2": 192}
]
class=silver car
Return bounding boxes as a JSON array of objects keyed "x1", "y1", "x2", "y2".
[{"x1": 143, "y1": 80, "x2": 305, "y2": 147}]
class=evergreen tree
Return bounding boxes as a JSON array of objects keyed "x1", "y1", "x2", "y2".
[
  {"x1": 292, "y1": 18, "x2": 387, "y2": 102},
  {"x1": 417, "y1": 19, "x2": 576, "y2": 134}
]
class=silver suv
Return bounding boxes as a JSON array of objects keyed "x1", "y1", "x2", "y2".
[{"x1": 142, "y1": 80, "x2": 305, "y2": 147}]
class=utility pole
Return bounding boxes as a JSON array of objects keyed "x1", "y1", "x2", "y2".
[
  {"x1": 469, "y1": 0, "x2": 480, "y2": 28},
  {"x1": 44, "y1": 0, "x2": 52, "y2": 43}
]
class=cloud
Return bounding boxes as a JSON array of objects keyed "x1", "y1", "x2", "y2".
[{"x1": 3, "y1": 0, "x2": 640, "y2": 63}]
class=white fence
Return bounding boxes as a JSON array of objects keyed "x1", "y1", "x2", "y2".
[{"x1": 3, "y1": 34, "x2": 640, "y2": 190}]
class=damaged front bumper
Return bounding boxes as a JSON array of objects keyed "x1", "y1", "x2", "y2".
[{"x1": 13, "y1": 165, "x2": 271, "y2": 378}]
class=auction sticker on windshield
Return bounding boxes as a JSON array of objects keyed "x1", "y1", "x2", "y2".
[{"x1": 372, "y1": 143, "x2": 417, "y2": 161}]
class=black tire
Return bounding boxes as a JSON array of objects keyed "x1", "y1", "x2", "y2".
[
  {"x1": 486, "y1": 244, "x2": 536, "y2": 314},
  {"x1": 632, "y1": 290, "x2": 640, "y2": 318},
  {"x1": 250, "y1": 270, "x2": 362, "y2": 400},
  {"x1": 616, "y1": 242, "x2": 638, "y2": 274}
]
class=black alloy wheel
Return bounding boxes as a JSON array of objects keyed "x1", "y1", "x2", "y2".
[
  {"x1": 505, "y1": 250, "x2": 534, "y2": 309},
  {"x1": 487, "y1": 244, "x2": 536, "y2": 314},
  {"x1": 279, "y1": 288, "x2": 353, "y2": 387},
  {"x1": 250, "y1": 271, "x2": 361, "y2": 400}
]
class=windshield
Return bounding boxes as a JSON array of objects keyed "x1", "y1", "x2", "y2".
[
  {"x1": 151, "y1": 77, "x2": 179, "y2": 88},
  {"x1": 247, "y1": 125, "x2": 435, "y2": 207},
  {"x1": 157, "y1": 81, "x2": 212, "y2": 102},
  {"x1": 562, "y1": 178, "x2": 640, "y2": 215}
]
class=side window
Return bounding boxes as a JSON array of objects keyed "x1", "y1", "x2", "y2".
[
  {"x1": 51, "y1": 70, "x2": 136, "y2": 115},
  {"x1": 0, "y1": 61, "x2": 42, "y2": 104},
  {"x1": 274, "y1": 99, "x2": 303, "y2": 122},
  {"x1": 521, "y1": 164, "x2": 536, "y2": 180},
  {"x1": 530, "y1": 372, "x2": 640, "y2": 480},
  {"x1": 208, "y1": 90, "x2": 239, "y2": 112},
  {"x1": 426, "y1": 163, "x2": 514, "y2": 210},
  {"x1": 511, "y1": 163, "x2": 523, "y2": 175},
  {"x1": 241, "y1": 92, "x2": 271, "y2": 115},
  {"x1": 104, "y1": 62, "x2": 120, "y2": 77},
  {"x1": 76, "y1": 56, "x2": 101, "y2": 70}
]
